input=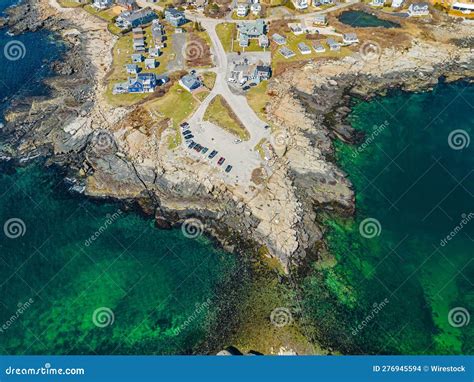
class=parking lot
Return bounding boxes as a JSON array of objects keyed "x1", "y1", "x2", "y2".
[{"x1": 179, "y1": 121, "x2": 265, "y2": 185}]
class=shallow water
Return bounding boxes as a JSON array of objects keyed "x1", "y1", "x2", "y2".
[{"x1": 301, "y1": 81, "x2": 473, "y2": 355}]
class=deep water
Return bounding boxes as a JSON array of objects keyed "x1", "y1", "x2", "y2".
[
  {"x1": 301, "y1": 81, "x2": 473, "y2": 355},
  {"x1": 0, "y1": 164, "x2": 240, "y2": 354},
  {"x1": 338, "y1": 10, "x2": 400, "y2": 28}
]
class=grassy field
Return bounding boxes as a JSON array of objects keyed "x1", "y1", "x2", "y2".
[
  {"x1": 203, "y1": 95, "x2": 250, "y2": 140},
  {"x1": 146, "y1": 83, "x2": 198, "y2": 149},
  {"x1": 201, "y1": 71, "x2": 217, "y2": 90},
  {"x1": 246, "y1": 81, "x2": 270, "y2": 123},
  {"x1": 58, "y1": 0, "x2": 83, "y2": 8},
  {"x1": 84, "y1": 4, "x2": 122, "y2": 22},
  {"x1": 104, "y1": 24, "x2": 175, "y2": 106}
]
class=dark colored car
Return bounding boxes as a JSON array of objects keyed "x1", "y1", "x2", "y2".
[
  {"x1": 201, "y1": 147, "x2": 209, "y2": 155},
  {"x1": 182, "y1": 130, "x2": 192, "y2": 135},
  {"x1": 225, "y1": 165, "x2": 233, "y2": 173},
  {"x1": 180, "y1": 122, "x2": 189, "y2": 128},
  {"x1": 194, "y1": 144, "x2": 203, "y2": 152},
  {"x1": 208, "y1": 150, "x2": 218, "y2": 159},
  {"x1": 242, "y1": 86, "x2": 250, "y2": 91},
  {"x1": 184, "y1": 134, "x2": 194, "y2": 140},
  {"x1": 217, "y1": 157, "x2": 225, "y2": 166},
  {"x1": 188, "y1": 141, "x2": 196, "y2": 149}
]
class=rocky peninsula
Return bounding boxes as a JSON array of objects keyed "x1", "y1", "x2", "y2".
[{"x1": 2, "y1": 0, "x2": 473, "y2": 278}]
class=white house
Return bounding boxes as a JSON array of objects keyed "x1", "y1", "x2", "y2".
[
  {"x1": 236, "y1": 4, "x2": 249, "y2": 17},
  {"x1": 93, "y1": 0, "x2": 112, "y2": 9},
  {"x1": 342, "y1": 33, "x2": 359, "y2": 45},
  {"x1": 391, "y1": 0, "x2": 404, "y2": 8},
  {"x1": 297, "y1": 42, "x2": 311, "y2": 54},
  {"x1": 408, "y1": 2, "x2": 430, "y2": 16},
  {"x1": 250, "y1": 3, "x2": 262, "y2": 15},
  {"x1": 291, "y1": 0, "x2": 310, "y2": 10}
]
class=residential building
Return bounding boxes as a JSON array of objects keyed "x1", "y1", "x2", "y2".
[
  {"x1": 327, "y1": 38, "x2": 340, "y2": 51},
  {"x1": 251, "y1": 3, "x2": 262, "y2": 15},
  {"x1": 313, "y1": 14, "x2": 327, "y2": 25},
  {"x1": 179, "y1": 72, "x2": 202, "y2": 92},
  {"x1": 145, "y1": 58, "x2": 157, "y2": 69},
  {"x1": 236, "y1": 4, "x2": 249, "y2": 17},
  {"x1": 369, "y1": 0, "x2": 385, "y2": 6},
  {"x1": 255, "y1": 65, "x2": 271, "y2": 81},
  {"x1": 291, "y1": 0, "x2": 310, "y2": 10},
  {"x1": 297, "y1": 42, "x2": 311, "y2": 54},
  {"x1": 165, "y1": 8, "x2": 187, "y2": 27},
  {"x1": 312, "y1": 41, "x2": 326, "y2": 53},
  {"x1": 237, "y1": 19, "x2": 266, "y2": 48},
  {"x1": 258, "y1": 34, "x2": 269, "y2": 48},
  {"x1": 126, "y1": 64, "x2": 139, "y2": 74},
  {"x1": 342, "y1": 33, "x2": 359, "y2": 44},
  {"x1": 131, "y1": 53, "x2": 143, "y2": 63},
  {"x1": 271, "y1": 33, "x2": 286, "y2": 45},
  {"x1": 450, "y1": 0, "x2": 474, "y2": 13},
  {"x1": 116, "y1": 8, "x2": 157, "y2": 29},
  {"x1": 279, "y1": 47, "x2": 296, "y2": 59},
  {"x1": 128, "y1": 73, "x2": 158, "y2": 93},
  {"x1": 116, "y1": 0, "x2": 139, "y2": 10},
  {"x1": 391, "y1": 0, "x2": 404, "y2": 7},
  {"x1": 133, "y1": 37, "x2": 146, "y2": 52},
  {"x1": 290, "y1": 24, "x2": 304, "y2": 35},
  {"x1": 149, "y1": 47, "x2": 161, "y2": 57},
  {"x1": 408, "y1": 2, "x2": 430, "y2": 15},
  {"x1": 93, "y1": 0, "x2": 112, "y2": 9}
]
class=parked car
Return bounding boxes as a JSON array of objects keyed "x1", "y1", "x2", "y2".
[
  {"x1": 188, "y1": 141, "x2": 196, "y2": 149},
  {"x1": 194, "y1": 144, "x2": 203, "y2": 152},
  {"x1": 208, "y1": 150, "x2": 218, "y2": 159},
  {"x1": 182, "y1": 130, "x2": 192, "y2": 135},
  {"x1": 184, "y1": 134, "x2": 194, "y2": 140},
  {"x1": 225, "y1": 165, "x2": 233, "y2": 173},
  {"x1": 201, "y1": 147, "x2": 209, "y2": 155},
  {"x1": 234, "y1": 139, "x2": 242, "y2": 144},
  {"x1": 180, "y1": 122, "x2": 189, "y2": 129},
  {"x1": 217, "y1": 157, "x2": 225, "y2": 166},
  {"x1": 264, "y1": 125, "x2": 270, "y2": 130}
]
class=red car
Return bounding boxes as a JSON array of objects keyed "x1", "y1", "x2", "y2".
[{"x1": 217, "y1": 157, "x2": 225, "y2": 166}]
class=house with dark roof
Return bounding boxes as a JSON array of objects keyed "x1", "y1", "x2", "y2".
[
  {"x1": 116, "y1": 8, "x2": 157, "y2": 30},
  {"x1": 128, "y1": 73, "x2": 158, "y2": 93},
  {"x1": 179, "y1": 72, "x2": 202, "y2": 92},
  {"x1": 116, "y1": 0, "x2": 139, "y2": 10},
  {"x1": 165, "y1": 8, "x2": 187, "y2": 27}
]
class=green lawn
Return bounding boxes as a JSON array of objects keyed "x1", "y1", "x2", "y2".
[
  {"x1": 58, "y1": 0, "x2": 83, "y2": 8},
  {"x1": 203, "y1": 95, "x2": 250, "y2": 140},
  {"x1": 201, "y1": 71, "x2": 217, "y2": 90},
  {"x1": 246, "y1": 81, "x2": 270, "y2": 123},
  {"x1": 146, "y1": 83, "x2": 198, "y2": 149}
]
